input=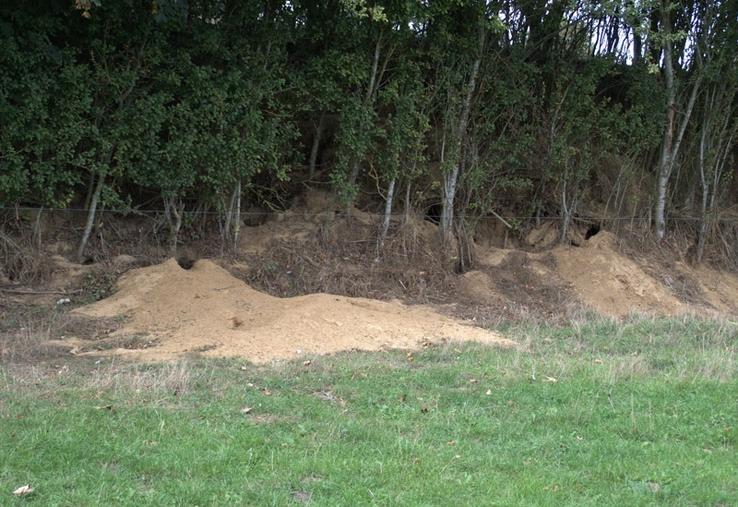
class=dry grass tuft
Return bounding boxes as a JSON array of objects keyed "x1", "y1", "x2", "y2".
[{"x1": 86, "y1": 360, "x2": 192, "y2": 397}]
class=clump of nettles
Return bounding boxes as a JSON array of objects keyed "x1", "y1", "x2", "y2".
[{"x1": 81, "y1": 269, "x2": 118, "y2": 302}]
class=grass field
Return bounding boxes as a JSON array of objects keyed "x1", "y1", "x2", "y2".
[{"x1": 1, "y1": 316, "x2": 736, "y2": 505}]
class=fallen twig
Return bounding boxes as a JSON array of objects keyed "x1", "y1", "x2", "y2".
[{"x1": 0, "y1": 288, "x2": 82, "y2": 295}]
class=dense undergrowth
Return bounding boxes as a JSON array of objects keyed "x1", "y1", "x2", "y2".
[{"x1": 2, "y1": 0, "x2": 736, "y2": 265}]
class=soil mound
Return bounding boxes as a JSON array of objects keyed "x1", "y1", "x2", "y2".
[
  {"x1": 687, "y1": 265, "x2": 738, "y2": 315},
  {"x1": 74, "y1": 259, "x2": 514, "y2": 362},
  {"x1": 465, "y1": 231, "x2": 706, "y2": 318},
  {"x1": 552, "y1": 231, "x2": 683, "y2": 316},
  {"x1": 524, "y1": 222, "x2": 559, "y2": 249},
  {"x1": 458, "y1": 271, "x2": 505, "y2": 307}
]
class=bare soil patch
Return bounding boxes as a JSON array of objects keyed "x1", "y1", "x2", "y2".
[
  {"x1": 457, "y1": 229, "x2": 737, "y2": 319},
  {"x1": 552, "y1": 231, "x2": 684, "y2": 317},
  {"x1": 3, "y1": 193, "x2": 737, "y2": 366},
  {"x1": 456, "y1": 250, "x2": 578, "y2": 322},
  {"x1": 73, "y1": 259, "x2": 515, "y2": 363}
]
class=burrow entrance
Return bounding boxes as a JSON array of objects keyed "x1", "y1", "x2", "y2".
[
  {"x1": 176, "y1": 256, "x2": 196, "y2": 270},
  {"x1": 585, "y1": 224, "x2": 601, "y2": 240}
]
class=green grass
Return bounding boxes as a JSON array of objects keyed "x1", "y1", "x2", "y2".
[{"x1": 1, "y1": 316, "x2": 736, "y2": 506}]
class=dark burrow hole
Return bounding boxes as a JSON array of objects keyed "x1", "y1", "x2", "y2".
[
  {"x1": 585, "y1": 224, "x2": 601, "y2": 240},
  {"x1": 425, "y1": 203, "x2": 442, "y2": 225},
  {"x1": 177, "y1": 256, "x2": 196, "y2": 270}
]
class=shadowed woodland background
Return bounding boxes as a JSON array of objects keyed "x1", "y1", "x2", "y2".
[{"x1": 1, "y1": 0, "x2": 737, "y2": 272}]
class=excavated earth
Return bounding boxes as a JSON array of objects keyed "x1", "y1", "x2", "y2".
[
  {"x1": 5, "y1": 190, "x2": 737, "y2": 364},
  {"x1": 70, "y1": 259, "x2": 516, "y2": 363},
  {"x1": 459, "y1": 230, "x2": 738, "y2": 318}
]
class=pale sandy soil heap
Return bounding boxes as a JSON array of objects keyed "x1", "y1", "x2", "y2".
[
  {"x1": 74, "y1": 259, "x2": 515, "y2": 362},
  {"x1": 464, "y1": 230, "x2": 738, "y2": 318},
  {"x1": 684, "y1": 264, "x2": 738, "y2": 315},
  {"x1": 552, "y1": 232, "x2": 684, "y2": 317}
]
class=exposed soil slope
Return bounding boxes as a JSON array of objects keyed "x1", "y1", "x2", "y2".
[
  {"x1": 74, "y1": 259, "x2": 515, "y2": 362},
  {"x1": 552, "y1": 232, "x2": 684, "y2": 317},
  {"x1": 462, "y1": 230, "x2": 737, "y2": 318},
  {"x1": 687, "y1": 265, "x2": 738, "y2": 315}
]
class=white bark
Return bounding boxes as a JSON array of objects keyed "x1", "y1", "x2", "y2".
[
  {"x1": 77, "y1": 171, "x2": 106, "y2": 262},
  {"x1": 655, "y1": 4, "x2": 702, "y2": 240},
  {"x1": 440, "y1": 22, "x2": 485, "y2": 244},
  {"x1": 654, "y1": 2, "x2": 675, "y2": 241},
  {"x1": 378, "y1": 177, "x2": 396, "y2": 251},
  {"x1": 233, "y1": 178, "x2": 242, "y2": 250},
  {"x1": 697, "y1": 120, "x2": 709, "y2": 262}
]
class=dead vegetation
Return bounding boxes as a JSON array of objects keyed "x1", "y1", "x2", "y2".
[
  {"x1": 240, "y1": 217, "x2": 455, "y2": 304},
  {"x1": 0, "y1": 303, "x2": 123, "y2": 363},
  {"x1": 0, "y1": 227, "x2": 55, "y2": 286},
  {"x1": 1, "y1": 190, "x2": 737, "y2": 366}
]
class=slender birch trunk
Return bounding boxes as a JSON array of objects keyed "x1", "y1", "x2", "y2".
[
  {"x1": 655, "y1": 3, "x2": 702, "y2": 240},
  {"x1": 347, "y1": 35, "x2": 383, "y2": 196},
  {"x1": 163, "y1": 194, "x2": 184, "y2": 255},
  {"x1": 77, "y1": 170, "x2": 106, "y2": 262},
  {"x1": 440, "y1": 21, "x2": 485, "y2": 246},
  {"x1": 232, "y1": 178, "x2": 242, "y2": 250},
  {"x1": 378, "y1": 177, "x2": 396, "y2": 251}
]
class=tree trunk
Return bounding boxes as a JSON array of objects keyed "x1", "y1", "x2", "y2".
[
  {"x1": 654, "y1": 51, "x2": 674, "y2": 243},
  {"x1": 698, "y1": 120, "x2": 734, "y2": 264},
  {"x1": 655, "y1": 70, "x2": 702, "y2": 239},
  {"x1": 377, "y1": 177, "x2": 396, "y2": 251},
  {"x1": 627, "y1": 0, "x2": 643, "y2": 63},
  {"x1": 440, "y1": 164, "x2": 460, "y2": 244},
  {"x1": 440, "y1": 21, "x2": 485, "y2": 245},
  {"x1": 560, "y1": 185, "x2": 572, "y2": 244},
  {"x1": 654, "y1": 4, "x2": 701, "y2": 240},
  {"x1": 633, "y1": 29, "x2": 642, "y2": 63},
  {"x1": 454, "y1": 185, "x2": 475, "y2": 273},
  {"x1": 77, "y1": 170, "x2": 106, "y2": 262},
  {"x1": 232, "y1": 178, "x2": 242, "y2": 251},
  {"x1": 366, "y1": 35, "x2": 381, "y2": 103},
  {"x1": 163, "y1": 194, "x2": 184, "y2": 255},
  {"x1": 696, "y1": 139, "x2": 709, "y2": 263},
  {"x1": 223, "y1": 185, "x2": 237, "y2": 247},
  {"x1": 347, "y1": 35, "x2": 383, "y2": 200},
  {"x1": 308, "y1": 112, "x2": 326, "y2": 180},
  {"x1": 454, "y1": 218, "x2": 471, "y2": 273}
]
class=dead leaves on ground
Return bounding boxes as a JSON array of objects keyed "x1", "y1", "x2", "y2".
[
  {"x1": 13, "y1": 485, "x2": 34, "y2": 497},
  {"x1": 315, "y1": 389, "x2": 346, "y2": 406}
]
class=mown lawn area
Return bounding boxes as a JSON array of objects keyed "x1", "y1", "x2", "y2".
[{"x1": 1, "y1": 316, "x2": 736, "y2": 506}]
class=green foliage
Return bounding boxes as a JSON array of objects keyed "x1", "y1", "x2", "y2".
[
  {"x1": 377, "y1": 66, "x2": 430, "y2": 183},
  {"x1": 332, "y1": 96, "x2": 377, "y2": 202},
  {"x1": 0, "y1": 0, "x2": 735, "y2": 245},
  {"x1": 80, "y1": 268, "x2": 118, "y2": 302}
]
